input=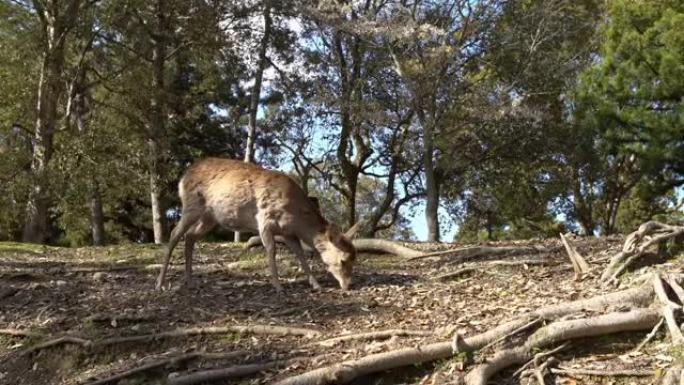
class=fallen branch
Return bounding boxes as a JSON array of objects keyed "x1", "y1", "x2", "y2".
[
  {"x1": 601, "y1": 221, "x2": 684, "y2": 284},
  {"x1": 95, "y1": 325, "x2": 321, "y2": 347},
  {"x1": 560, "y1": 233, "x2": 590, "y2": 280},
  {"x1": 273, "y1": 285, "x2": 654, "y2": 385},
  {"x1": 84, "y1": 351, "x2": 246, "y2": 385},
  {"x1": 20, "y1": 324, "x2": 320, "y2": 355},
  {"x1": 549, "y1": 367, "x2": 654, "y2": 377},
  {"x1": 167, "y1": 355, "x2": 325, "y2": 385},
  {"x1": 313, "y1": 329, "x2": 432, "y2": 347},
  {"x1": 0, "y1": 328, "x2": 42, "y2": 338},
  {"x1": 22, "y1": 336, "x2": 92, "y2": 355},
  {"x1": 408, "y1": 245, "x2": 552, "y2": 264},
  {"x1": 465, "y1": 308, "x2": 661, "y2": 385}
]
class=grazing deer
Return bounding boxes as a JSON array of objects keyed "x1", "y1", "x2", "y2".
[{"x1": 155, "y1": 158, "x2": 359, "y2": 293}]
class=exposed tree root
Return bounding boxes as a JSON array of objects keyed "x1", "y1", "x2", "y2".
[
  {"x1": 313, "y1": 329, "x2": 432, "y2": 347},
  {"x1": 350, "y1": 238, "x2": 425, "y2": 259},
  {"x1": 560, "y1": 233, "x2": 590, "y2": 280},
  {"x1": 245, "y1": 236, "x2": 427, "y2": 259},
  {"x1": 465, "y1": 308, "x2": 660, "y2": 385},
  {"x1": 653, "y1": 274, "x2": 684, "y2": 344},
  {"x1": 18, "y1": 324, "x2": 320, "y2": 356},
  {"x1": 601, "y1": 221, "x2": 684, "y2": 284},
  {"x1": 85, "y1": 351, "x2": 247, "y2": 385},
  {"x1": 273, "y1": 285, "x2": 654, "y2": 385},
  {"x1": 661, "y1": 365, "x2": 683, "y2": 385},
  {"x1": 244, "y1": 236, "x2": 563, "y2": 264}
]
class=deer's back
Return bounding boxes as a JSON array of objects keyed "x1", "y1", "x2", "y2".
[{"x1": 180, "y1": 158, "x2": 322, "y2": 234}]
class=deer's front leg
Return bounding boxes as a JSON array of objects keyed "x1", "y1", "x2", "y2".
[
  {"x1": 284, "y1": 237, "x2": 321, "y2": 290},
  {"x1": 259, "y1": 220, "x2": 284, "y2": 294}
]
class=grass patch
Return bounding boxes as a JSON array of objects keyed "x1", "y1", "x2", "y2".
[{"x1": 0, "y1": 242, "x2": 59, "y2": 255}]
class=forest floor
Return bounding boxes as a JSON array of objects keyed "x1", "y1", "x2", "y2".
[{"x1": 0, "y1": 236, "x2": 681, "y2": 385}]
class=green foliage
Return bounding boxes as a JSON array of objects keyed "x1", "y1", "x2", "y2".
[{"x1": 576, "y1": 0, "x2": 684, "y2": 198}]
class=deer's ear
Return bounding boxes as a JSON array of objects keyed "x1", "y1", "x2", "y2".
[{"x1": 344, "y1": 222, "x2": 360, "y2": 239}]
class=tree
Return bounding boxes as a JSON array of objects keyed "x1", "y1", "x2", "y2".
[
  {"x1": 20, "y1": 0, "x2": 87, "y2": 243},
  {"x1": 383, "y1": 0, "x2": 504, "y2": 241},
  {"x1": 572, "y1": 0, "x2": 684, "y2": 233}
]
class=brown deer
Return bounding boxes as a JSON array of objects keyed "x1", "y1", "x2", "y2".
[{"x1": 155, "y1": 158, "x2": 359, "y2": 293}]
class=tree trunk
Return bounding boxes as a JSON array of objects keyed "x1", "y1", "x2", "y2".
[
  {"x1": 243, "y1": 6, "x2": 271, "y2": 164},
  {"x1": 148, "y1": 0, "x2": 168, "y2": 244},
  {"x1": 334, "y1": 33, "x2": 369, "y2": 229},
  {"x1": 423, "y1": 117, "x2": 440, "y2": 242},
  {"x1": 148, "y1": 139, "x2": 166, "y2": 244},
  {"x1": 90, "y1": 182, "x2": 105, "y2": 246},
  {"x1": 236, "y1": 4, "x2": 272, "y2": 243},
  {"x1": 22, "y1": 18, "x2": 67, "y2": 243},
  {"x1": 71, "y1": 58, "x2": 105, "y2": 246},
  {"x1": 388, "y1": 45, "x2": 441, "y2": 242}
]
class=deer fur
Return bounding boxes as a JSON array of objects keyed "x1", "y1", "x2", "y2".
[{"x1": 155, "y1": 158, "x2": 359, "y2": 292}]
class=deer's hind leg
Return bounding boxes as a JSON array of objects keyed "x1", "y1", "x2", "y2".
[
  {"x1": 156, "y1": 204, "x2": 204, "y2": 290},
  {"x1": 183, "y1": 213, "x2": 217, "y2": 288},
  {"x1": 258, "y1": 218, "x2": 284, "y2": 294}
]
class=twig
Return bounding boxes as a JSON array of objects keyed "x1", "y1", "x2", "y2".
[
  {"x1": 632, "y1": 318, "x2": 664, "y2": 353},
  {"x1": 534, "y1": 356, "x2": 557, "y2": 385},
  {"x1": 511, "y1": 341, "x2": 570, "y2": 378}
]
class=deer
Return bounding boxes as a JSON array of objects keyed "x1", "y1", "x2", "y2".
[{"x1": 155, "y1": 158, "x2": 359, "y2": 293}]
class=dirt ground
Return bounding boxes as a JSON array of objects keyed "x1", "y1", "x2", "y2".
[{"x1": 0, "y1": 237, "x2": 679, "y2": 385}]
